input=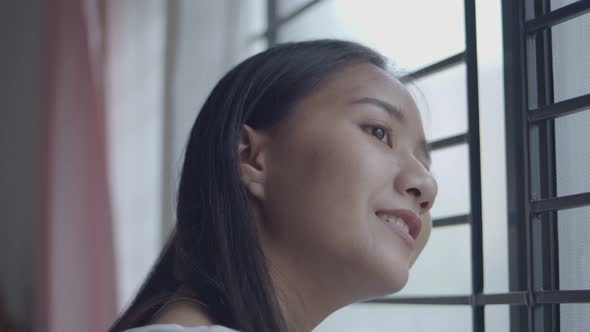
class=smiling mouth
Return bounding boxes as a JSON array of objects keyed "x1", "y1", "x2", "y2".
[{"x1": 375, "y1": 210, "x2": 421, "y2": 250}]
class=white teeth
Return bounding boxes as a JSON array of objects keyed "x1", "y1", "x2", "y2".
[{"x1": 383, "y1": 216, "x2": 409, "y2": 233}]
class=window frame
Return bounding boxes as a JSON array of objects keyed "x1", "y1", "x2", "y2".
[{"x1": 503, "y1": 0, "x2": 590, "y2": 331}]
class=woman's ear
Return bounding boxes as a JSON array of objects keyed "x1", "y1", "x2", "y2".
[{"x1": 239, "y1": 124, "x2": 268, "y2": 201}]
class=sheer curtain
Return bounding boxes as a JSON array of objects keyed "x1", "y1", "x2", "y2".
[
  {"x1": 104, "y1": 0, "x2": 167, "y2": 312},
  {"x1": 41, "y1": 0, "x2": 116, "y2": 331}
]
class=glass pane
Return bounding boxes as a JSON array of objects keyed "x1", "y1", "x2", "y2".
[
  {"x1": 277, "y1": 0, "x2": 466, "y2": 72},
  {"x1": 277, "y1": 0, "x2": 313, "y2": 18},
  {"x1": 560, "y1": 303, "x2": 590, "y2": 332},
  {"x1": 551, "y1": 0, "x2": 583, "y2": 10},
  {"x1": 551, "y1": 12, "x2": 590, "y2": 102},
  {"x1": 429, "y1": 144, "x2": 471, "y2": 219},
  {"x1": 476, "y1": 0, "x2": 509, "y2": 293},
  {"x1": 411, "y1": 64, "x2": 468, "y2": 142},
  {"x1": 315, "y1": 303, "x2": 472, "y2": 332},
  {"x1": 555, "y1": 110, "x2": 590, "y2": 197},
  {"x1": 485, "y1": 305, "x2": 510, "y2": 332},
  {"x1": 558, "y1": 206, "x2": 590, "y2": 290},
  {"x1": 389, "y1": 224, "x2": 472, "y2": 296},
  {"x1": 249, "y1": 0, "x2": 268, "y2": 38}
]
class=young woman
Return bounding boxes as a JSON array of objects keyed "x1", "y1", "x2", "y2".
[{"x1": 110, "y1": 39, "x2": 438, "y2": 332}]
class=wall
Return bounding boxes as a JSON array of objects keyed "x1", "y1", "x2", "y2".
[{"x1": 0, "y1": 0, "x2": 41, "y2": 329}]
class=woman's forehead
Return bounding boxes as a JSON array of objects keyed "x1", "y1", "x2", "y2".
[{"x1": 312, "y1": 63, "x2": 419, "y2": 113}]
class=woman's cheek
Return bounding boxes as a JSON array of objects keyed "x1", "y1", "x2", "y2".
[{"x1": 409, "y1": 212, "x2": 432, "y2": 267}]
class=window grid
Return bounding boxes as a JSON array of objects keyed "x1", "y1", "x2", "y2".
[{"x1": 504, "y1": 0, "x2": 590, "y2": 331}]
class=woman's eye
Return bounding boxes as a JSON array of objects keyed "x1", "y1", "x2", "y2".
[{"x1": 364, "y1": 125, "x2": 391, "y2": 145}]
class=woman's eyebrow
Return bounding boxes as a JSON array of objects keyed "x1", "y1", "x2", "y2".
[{"x1": 349, "y1": 97, "x2": 406, "y2": 124}]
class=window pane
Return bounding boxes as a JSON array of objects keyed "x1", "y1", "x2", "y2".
[
  {"x1": 558, "y1": 206, "x2": 590, "y2": 290},
  {"x1": 277, "y1": 0, "x2": 466, "y2": 72},
  {"x1": 411, "y1": 64, "x2": 468, "y2": 142},
  {"x1": 551, "y1": 12, "x2": 590, "y2": 102},
  {"x1": 555, "y1": 110, "x2": 590, "y2": 197},
  {"x1": 315, "y1": 304, "x2": 472, "y2": 332},
  {"x1": 277, "y1": 0, "x2": 312, "y2": 18},
  {"x1": 551, "y1": 0, "x2": 584, "y2": 11},
  {"x1": 389, "y1": 224, "x2": 472, "y2": 296},
  {"x1": 476, "y1": 0, "x2": 509, "y2": 294},
  {"x1": 429, "y1": 144, "x2": 471, "y2": 219},
  {"x1": 485, "y1": 305, "x2": 510, "y2": 332},
  {"x1": 247, "y1": 0, "x2": 268, "y2": 39},
  {"x1": 560, "y1": 303, "x2": 590, "y2": 332}
]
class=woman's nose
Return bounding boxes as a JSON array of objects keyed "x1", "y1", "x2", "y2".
[{"x1": 394, "y1": 157, "x2": 438, "y2": 214}]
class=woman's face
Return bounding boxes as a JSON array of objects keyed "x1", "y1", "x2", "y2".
[{"x1": 251, "y1": 63, "x2": 438, "y2": 301}]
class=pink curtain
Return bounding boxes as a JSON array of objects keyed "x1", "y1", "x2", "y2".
[{"x1": 40, "y1": 0, "x2": 117, "y2": 331}]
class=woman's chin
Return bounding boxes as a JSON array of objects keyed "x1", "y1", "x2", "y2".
[
  {"x1": 360, "y1": 267, "x2": 409, "y2": 301},
  {"x1": 383, "y1": 253, "x2": 411, "y2": 291},
  {"x1": 385, "y1": 270, "x2": 409, "y2": 294}
]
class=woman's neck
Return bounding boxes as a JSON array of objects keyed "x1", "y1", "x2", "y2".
[{"x1": 262, "y1": 241, "x2": 350, "y2": 332}]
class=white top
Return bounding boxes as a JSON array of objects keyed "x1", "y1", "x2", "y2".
[{"x1": 124, "y1": 324, "x2": 239, "y2": 332}]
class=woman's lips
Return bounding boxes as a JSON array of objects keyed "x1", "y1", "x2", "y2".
[{"x1": 375, "y1": 209, "x2": 422, "y2": 250}]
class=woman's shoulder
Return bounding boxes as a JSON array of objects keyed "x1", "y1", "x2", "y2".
[{"x1": 124, "y1": 324, "x2": 240, "y2": 332}]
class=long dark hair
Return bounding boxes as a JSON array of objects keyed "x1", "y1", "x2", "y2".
[{"x1": 109, "y1": 39, "x2": 387, "y2": 332}]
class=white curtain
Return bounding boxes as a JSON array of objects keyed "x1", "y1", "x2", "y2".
[
  {"x1": 105, "y1": 0, "x2": 168, "y2": 311},
  {"x1": 106, "y1": 0, "x2": 265, "y2": 312}
]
